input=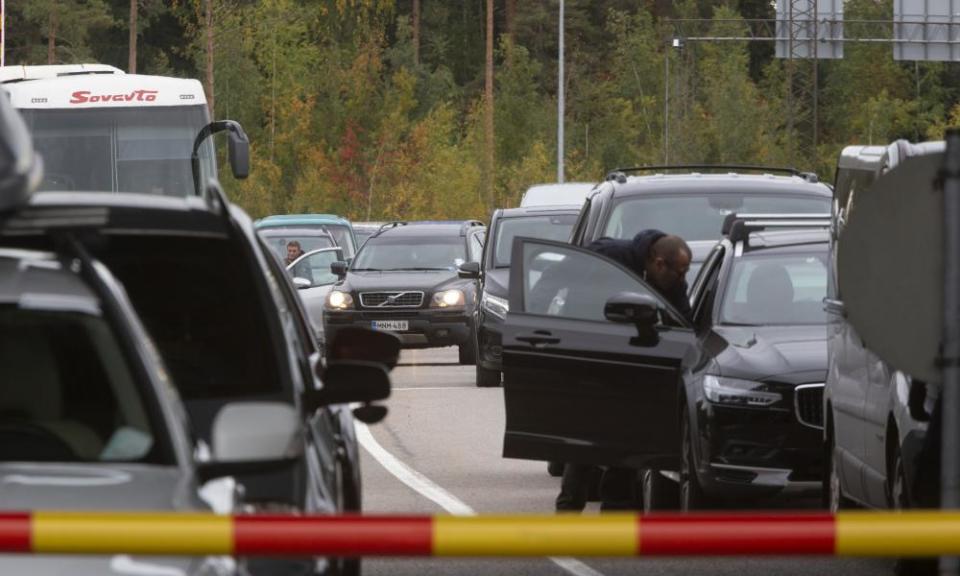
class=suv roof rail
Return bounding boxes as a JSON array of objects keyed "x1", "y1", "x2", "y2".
[
  {"x1": 605, "y1": 165, "x2": 819, "y2": 184},
  {"x1": 723, "y1": 213, "x2": 832, "y2": 246}
]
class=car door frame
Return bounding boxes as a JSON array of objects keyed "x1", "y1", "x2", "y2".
[{"x1": 501, "y1": 237, "x2": 699, "y2": 470}]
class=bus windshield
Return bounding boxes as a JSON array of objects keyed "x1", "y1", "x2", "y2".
[{"x1": 19, "y1": 105, "x2": 216, "y2": 196}]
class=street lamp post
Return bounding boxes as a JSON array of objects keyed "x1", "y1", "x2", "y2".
[{"x1": 557, "y1": 0, "x2": 564, "y2": 184}]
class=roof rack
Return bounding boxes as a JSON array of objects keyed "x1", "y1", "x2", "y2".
[
  {"x1": 723, "y1": 213, "x2": 832, "y2": 246},
  {"x1": 605, "y1": 165, "x2": 819, "y2": 184}
]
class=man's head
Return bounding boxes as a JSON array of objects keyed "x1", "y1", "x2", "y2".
[
  {"x1": 644, "y1": 234, "x2": 691, "y2": 293},
  {"x1": 286, "y1": 240, "x2": 304, "y2": 264}
]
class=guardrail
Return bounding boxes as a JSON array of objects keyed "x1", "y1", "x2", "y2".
[{"x1": 3, "y1": 511, "x2": 960, "y2": 557}]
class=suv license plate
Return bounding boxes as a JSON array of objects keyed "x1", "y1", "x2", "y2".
[{"x1": 372, "y1": 320, "x2": 408, "y2": 332}]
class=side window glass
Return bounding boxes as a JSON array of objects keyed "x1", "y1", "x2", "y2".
[
  {"x1": 520, "y1": 241, "x2": 681, "y2": 325},
  {"x1": 290, "y1": 250, "x2": 340, "y2": 287}
]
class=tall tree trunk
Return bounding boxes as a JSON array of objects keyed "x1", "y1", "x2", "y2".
[
  {"x1": 47, "y1": 8, "x2": 58, "y2": 64},
  {"x1": 483, "y1": 0, "x2": 494, "y2": 210},
  {"x1": 128, "y1": 0, "x2": 138, "y2": 73},
  {"x1": 505, "y1": 0, "x2": 515, "y2": 44},
  {"x1": 205, "y1": 0, "x2": 214, "y2": 116},
  {"x1": 412, "y1": 0, "x2": 420, "y2": 65}
]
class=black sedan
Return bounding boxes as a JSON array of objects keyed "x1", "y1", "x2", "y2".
[{"x1": 499, "y1": 215, "x2": 831, "y2": 511}]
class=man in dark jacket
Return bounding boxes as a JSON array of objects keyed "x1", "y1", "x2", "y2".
[
  {"x1": 556, "y1": 229, "x2": 692, "y2": 512},
  {"x1": 587, "y1": 229, "x2": 692, "y2": 321}
]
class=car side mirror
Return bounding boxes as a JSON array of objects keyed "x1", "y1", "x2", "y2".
[
  {"x1": 331, "y1": 260, "x2": 348, "y2": 278},
  {"x1": 303, "y1": 361, "x2": 392, "y2": 424},
  {"x1": 293, "y1": 277, "x2": 312, "y2": 290},
  {"x1": 604, "y1": 292, "x2": 660, "y2": 347},
  {"x1": 458, "y1": 261, "x2": 481, "y2": 279},
  {"x1": 196, "y1": 401, "x2": 302, "y2": 483},
  {"x1": 0, "y1": 95, "x2": 42, "y2": 213},
  {"x1": 226, "y1": 125, "x2": 250, "y2": 180},
  {"x1": 326, "y1": 326, "x2": 400, "y2": 370}
]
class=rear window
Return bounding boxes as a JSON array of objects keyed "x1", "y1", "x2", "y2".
[
  {"x1": 494, "y1": 214, "x2": 577, "y2": 268},
  {"x1": 0, "y1": 308, "x2": 170, "y2": 464},
  {"x1": 720, "y1": 251, "x2": 828, "y2": 326},
  {"x1": 260, "y1": 230, "x2": 336, "y2": 263},
  {"x1": 260, "y1": 225, "x2": 355, "y2": 258},
  {"x1": 603, "y1": 194, "x2": 830, "y2": 242}
]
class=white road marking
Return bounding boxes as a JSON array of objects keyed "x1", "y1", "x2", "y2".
[{"x1": 355, "y1": 421, "x2": 607, "y2": 576}]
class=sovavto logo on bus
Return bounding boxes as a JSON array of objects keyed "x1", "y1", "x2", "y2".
[{"x1": 69, "y1": 89, "x2": 159, "y2": 104}]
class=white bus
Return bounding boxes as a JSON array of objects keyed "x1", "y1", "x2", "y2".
[{"x1": 1, "y1": 64, "x2": 246, "y2": 197}]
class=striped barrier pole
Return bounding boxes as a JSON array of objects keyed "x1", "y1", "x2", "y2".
[{"x1": 0, "y1": 511, "x2": 959, "y2": 557}]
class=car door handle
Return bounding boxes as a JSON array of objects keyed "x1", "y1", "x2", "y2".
[{"x1": 516, "y1": 331, "x2": 561, "y2": 346}]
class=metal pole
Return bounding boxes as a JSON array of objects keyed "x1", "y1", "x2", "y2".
[
  {"x1": 941, "y1": 128, "x2": 960, "y2": 576},
  {"x1": 557, "y1": 0, "x2": 565, "y2": 184},
  {"x1": 664, "y1": 43, "x2": 669, "y2": 165}
]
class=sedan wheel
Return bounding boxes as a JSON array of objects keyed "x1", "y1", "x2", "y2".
[
  {"x1": 642, "y1": 468, "x2": 679, "y2": 512},
  {"x1": 826, "y1": 430, "x2": 855, "y2": 512},
  {"x1": 476, "y1": 365, "x2": 501, "y2": 387},
  {"x1": 680, "y1": 410, "x2": 710, "y2": 511}
]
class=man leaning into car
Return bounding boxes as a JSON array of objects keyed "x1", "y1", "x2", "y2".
[{"x1": 556, "y1": 230, "x2": 693, "y2": 512}]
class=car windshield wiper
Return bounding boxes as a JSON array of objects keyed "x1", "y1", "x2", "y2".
[
  {"x1": 387, "y1": 267, "x2": 452, "y2": 271},
  {"x1": 720, "y1": 321, "x2": 761, "y2": 327},
  {"x1": 351, "y1": 268, "x2": 383, "y2": 271}
]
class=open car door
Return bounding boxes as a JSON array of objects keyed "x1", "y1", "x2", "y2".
[{"x1": 502, "y1": 238, "x2": 698, "y2": 470}]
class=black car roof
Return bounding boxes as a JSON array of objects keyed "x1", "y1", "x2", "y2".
[
  {"x1": 0, "y1": 248, "x2": 98, "y2": 308},
  {"x1": 604, "y1": 174, "x2": 832, "y2": 200},
  {"x1": 373, "y1": 220, "x2": 485, "y2": 239}
]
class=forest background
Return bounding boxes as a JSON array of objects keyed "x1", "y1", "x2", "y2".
[{"x1": 7, "y1": 0, "x2": 960, "y2": 221}]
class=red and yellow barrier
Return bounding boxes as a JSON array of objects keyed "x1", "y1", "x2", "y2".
[{"x1": 1, "y1": 511, "x2": 960, "y2": 557}]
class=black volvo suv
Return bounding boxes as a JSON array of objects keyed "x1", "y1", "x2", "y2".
[{"x1": 324, "y1": 220, "x2": 485, "y2": 364}]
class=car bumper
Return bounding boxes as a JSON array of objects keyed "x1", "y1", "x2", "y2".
[
  {"x1": 325, "y1": 308, "x2": 472, "y2": 348},
  {"x1": 696, "y1": 401, "x2": 823, "y2": 498}
]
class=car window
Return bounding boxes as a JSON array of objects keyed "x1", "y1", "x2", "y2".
[
  {"x1": 353, "y1": 236, "x2": 467, "y2": 271},
  {"x1": 260, "y1": 231, "x2": 336, "y2": 263},
  {"x1": 0, "y1": 307, "x2": 166, "y2": 464},
  {"x1": 720, "y1": 251, "x2": 828, "y2": 325},
  {"x1": 520, "y1": 241, "x2": 683, "y2": 325},
  {"x1": 603, "y1": 194, "x2": 831, "y2": 242},
  {"x1": 494, "y1": 214, "x2": 577, "y2": 268},
  {"x1": 290, "y1": 250, "x2": 341, "y2": 286}
]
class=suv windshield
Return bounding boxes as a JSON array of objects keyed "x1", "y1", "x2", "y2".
[
  {"x1": 494, "y1": 214, "x2": 577, "y2": 268},
  {"x1": 720, "y1": 251, "x2": 828, "y2": 326},
  {"x1": 19, "y1": 105, "x2": 215, "y2": 196},
  {"x1": 0, "y1": 307, "x2": 167, "y2": 464},
  {"x1": 603, "y1": 194, "x2": 831, "y2": 241},
  {"x1": 353, "y1": 236, "x2": 466, "y2": 271}
]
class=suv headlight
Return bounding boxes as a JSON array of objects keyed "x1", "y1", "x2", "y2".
[
  {"x1": 326, "y1": 290, "x2": 354, "y2": 310},
  {"x1": 432, "y1": 289, "x2": 465, "y2": 308},
  {"x1": 703, "y1": 375, "x2": 781, "y2": 407},
  {"x1": 481, "y1": 292, "x2": 509, "y2": 320}
]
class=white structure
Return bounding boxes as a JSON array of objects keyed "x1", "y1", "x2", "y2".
[
  {"x1": 1, "y1": 64, "x2": 215, "y2": 195},
  {"x1": 519, "y1": 182, "x2": 595, "y2": 208}
]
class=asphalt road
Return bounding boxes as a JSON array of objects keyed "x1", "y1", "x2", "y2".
[{"x1": 359, "y1": 348, "x2": 896, "y2": 576}]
